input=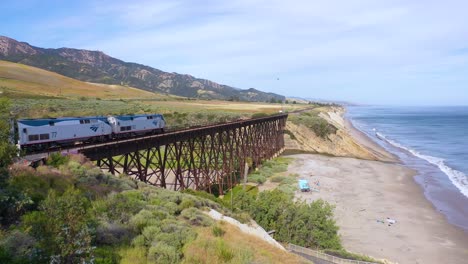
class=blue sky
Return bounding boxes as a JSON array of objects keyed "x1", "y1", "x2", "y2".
[{"x1": 1, "y1": 0, "x2": 468, "y2": 105}]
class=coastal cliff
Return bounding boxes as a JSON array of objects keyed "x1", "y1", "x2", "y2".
[{"x1": 284, "y1": 106, "x2": 395, "y2": 162}]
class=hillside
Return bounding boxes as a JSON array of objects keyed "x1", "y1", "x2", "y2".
[
  {"x1": 0, "y1": 154, "x2": 310, "y2": 263},
  {"x1": 0, "y1": 36, "x2": 285, "y2": 102},
  {"x1": 0, "y1": 60, "x2": 171, "y2": 100},
  {"x1": 284, "y1": 106, "x2": 396, "y2": 162}
]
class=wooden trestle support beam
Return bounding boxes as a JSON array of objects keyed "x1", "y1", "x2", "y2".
[{"x1": 79, "y1": 114, "x2": 287, "y2": 194}]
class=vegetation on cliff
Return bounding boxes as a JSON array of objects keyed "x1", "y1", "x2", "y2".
[{"x1": 289, "y1": 110, "x2": 337, "y2": 138}]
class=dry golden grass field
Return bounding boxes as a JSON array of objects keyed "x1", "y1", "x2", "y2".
[
  {"x1": 0, "y1": 60, "x2": 170, "y2": 99},
  {"x1": 1, "y1": 60, "x2": 308, "y2": 119}
]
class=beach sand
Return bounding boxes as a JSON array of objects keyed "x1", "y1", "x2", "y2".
[
  {"x1": 284, "y1": 119, "x2": 468, "y2": 263},
  {"x1": 289, "y1": 154, "x2": 468, "y2": 263}
]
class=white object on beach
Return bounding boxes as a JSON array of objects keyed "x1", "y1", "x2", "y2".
[{"x1": 387, "y1": 218, "x2": 396, "y2": 224}]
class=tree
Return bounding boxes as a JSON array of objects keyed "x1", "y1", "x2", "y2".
[
  {"x1": 22, "y1": 188, "x2": 95, "y2": 263},
  {"x1": 0, "y1": 98, "x2": 17, "y2": 168}
]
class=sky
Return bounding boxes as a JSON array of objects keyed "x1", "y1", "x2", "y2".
[{"x1": 1, "y1": 0, "x2": 468, "y2": 105}]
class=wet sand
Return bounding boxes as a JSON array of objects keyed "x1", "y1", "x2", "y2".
[
  {"x1": 288, "y1": 154, "x2": 468, "y2": 264},
  {"x1": 343, "y1": 118, "x2": 397, "y2": 163},
  {"x1": 285, "y1": 115, "x2": 468, "y2": 264}
]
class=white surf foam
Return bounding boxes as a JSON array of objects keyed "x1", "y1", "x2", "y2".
[{"x1": 375, "y1": 131, "x2": 468, "y2": 198}]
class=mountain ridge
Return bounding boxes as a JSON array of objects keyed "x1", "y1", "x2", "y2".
[{"x1": 0, "y1": 36, "x2": 285, "y2": 102}]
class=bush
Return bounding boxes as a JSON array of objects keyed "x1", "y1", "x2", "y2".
[
  {"x1": 0, "y1": 98, "x2": 17, "y2": 168},
  {"x1": 212, "y1": 225, "x2": 225, "y2": 237},
  {"x1": 181, "y1": 189, "x2": 224, "y2": 206},
  {"x1": 95, "y1": 222, "x2": 133, "y2": 245},
  {"x1": 270, "y1": 175, "x2": 286, "y2": 183},
  {"x1": 251, "y1": 112, "x2": 269, "y2": 119},
  {"x1": 276, "y1": 184, "x2": 296, "y2": 195},
  {"x1": 47, "y1": 153, "x2": 70, "y2": 168},
  {"x1": 147, "y1": 243, "x2": 180, "y2": 264},
  {"x1": 248, "y1": 173, "x2": 266, "y2": 184},
  {"x1": 21, "y1": 188, "x2": 95, "y2": 263},
  {"x1": 216, "y1": 240, "x2": 234, "y2": 262},
  {"x1": 324, "y1": 249, "x2": 383, "y2": 263},
  {"x1": 0, "y1": 230, "x2": 36, "y2": 262},
  {"x1": 181, "y1": 208, "x2": 213, "y2": 226},
  {"x1": 290, "y1": 111, "x2": 337, "y2": 138},
  {"x1": 94, "y1": 246, "x2": 121, "y2": 264},
  {"x1": 95, "y1": 191, "x2": 146, "y2": 224},
  {"x1": 248, "y1": 189, "x2": 341, "y2": 250},
  {"x1": 129, "y1": 209, "x2": 166, "y2": 232}
]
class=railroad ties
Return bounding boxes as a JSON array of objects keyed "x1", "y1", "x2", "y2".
[{"x1": 79, "y1": 114, "x2": 288, "y2": 195}]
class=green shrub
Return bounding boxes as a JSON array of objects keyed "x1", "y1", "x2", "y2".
[
  {"x1": 178, "y1": 198, "x2": 195, "y2": 211},
  {"x1": 284, "y1": 129, "x2": 297, "y2": 140},
  {"x1": 0, "y1": 98, "x2": 17, "y2": 168},
  {"x1": 181, "y1": 189, "x2": 224, "y2": 206},
  {"x1": 251, "y1": 112, "x2": 269, "y2": 118},
  {"x1": 129, "y1": 209, "x2": 166, "y2": 232},
  {"x1": 180, "y1": 208, "x2": 213, "y2": 227},
  {"x1": 96, "y1": 222, "x2": 134, "y2": 245},
  {"x1": 270, "y1": 175, "x2": 286, "y2": 183},
  {"x1": 0, "y1": 230, "x2": 36, "y2": 262},
  {"x1": 276, "y1": 184, "x2": 296, "y2": 195},
  {"x1": 94, "y1": 246, "x2": 121, "y2": 264},
  {"x1": 21, "y1": 188, "x2": 94, "y2": 263},
  {"x1": 47, "y1": 153, "x2": 69, "y2": 168},
  {"x1": 211, "y1": 225, "x2": 225, "y2": 237},
  {"x1": 216, "y1": 240, "x2": 234, "y2": 262},
  {"x1": 94, "y1": 191, "x2": 146, "y2": 224},
  {"x1": 290, "y1": 111, "x2": 337, "y2": 138},
  {"x1": 147, "y1": 243, "x2": 180, "y2": 264},
  {"x1": 248, "y1": 173, "x2": 266, "y2": 184},
  {"x1": 279, "y1": 176, "x2": 296, "y2": 185},
  {"x1": 324, "y1": 249, "x2": 383, "y2": 263},
  {"x1": 248, "y1": 189, "x2": 341, "y2": 250}
]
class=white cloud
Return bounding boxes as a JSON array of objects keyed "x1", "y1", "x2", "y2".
[{"x1": 8, "y1": 0, "x2": 468, "y2": 105}]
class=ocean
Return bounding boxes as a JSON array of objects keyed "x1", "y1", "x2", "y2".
[{"x1": 347, "y1": 106, "x2": 468, "y2": 231}]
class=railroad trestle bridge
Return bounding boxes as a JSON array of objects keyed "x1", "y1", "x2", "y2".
[{"x1": 79, "y1": 114, "x2": 288, "y2": 194}]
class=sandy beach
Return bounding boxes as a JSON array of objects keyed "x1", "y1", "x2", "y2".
[{"x1": 285, "y1": 118, "x2": 468, "y2": 264}]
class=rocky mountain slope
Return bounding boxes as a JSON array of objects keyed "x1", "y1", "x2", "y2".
[{"x1": 0, "y1": 36, "x2": 285, "y2": 102}]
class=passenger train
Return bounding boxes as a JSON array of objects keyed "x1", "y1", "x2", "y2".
[{"x1": 17, "y1": 114, "x2": 165, "y2": 152}]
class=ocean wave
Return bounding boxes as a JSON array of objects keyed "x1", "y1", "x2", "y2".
[{"x1": 375, "y1": 131, "x2": 468, "y2": 198}]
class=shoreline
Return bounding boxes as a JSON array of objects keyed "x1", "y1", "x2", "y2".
[
  {"x1": 285, "y1": 108, "x2": 468, "y2": 263},
  {"x1": 343, "y1": 117, "x2": 398, "y2": 163},
  {"x1": 344, "y1": 107, "x2": 468, "y2": 232}
]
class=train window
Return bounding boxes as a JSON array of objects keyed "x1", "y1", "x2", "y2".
[
  {"x1": 49, "y1": 121, "x2": 55, "y2": 126},
  {"x1": 40, "y1": 134, "x2": 50, "y2": 140},
  {"x1": 120, "y1": 126, "x2": 132, "y2": 132},
  {"x1": 23, "y1": 128, "x2": 27, "y2": 133},
  {"x1": 147, "y1": 116, "x2": 153, "y2": 120},
  {"x1": 131, "y1": 117, "x2": 134, "y2": 121},
  {"x1": 80, "y1": 120, "x2": 91, "y2": 124},
  {"x1": 28, "y1": 135, "x2": 39, "y2": 141}
]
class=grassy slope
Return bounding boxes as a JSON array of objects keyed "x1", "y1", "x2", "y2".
[
  {"x1": 183, "y1": 223, "x2": 309, "y2": 264},
  {"x1": 1, "y1": 60, "x2": 309, "y2": 119},
  {"x1": 0, "y1": 60, "x2": 169, "y2": 99}
]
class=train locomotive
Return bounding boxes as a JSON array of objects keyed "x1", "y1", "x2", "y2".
[{"x1": 17, "y1": 114, "x2": 165, "y2": 152}]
